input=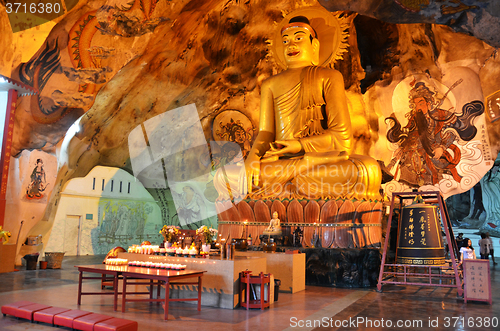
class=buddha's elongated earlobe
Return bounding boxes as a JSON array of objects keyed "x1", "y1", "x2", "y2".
[{"x1": 311, "y1": 38, "x2": 320, "y2": 66}]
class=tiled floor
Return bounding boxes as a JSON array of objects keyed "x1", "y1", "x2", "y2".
[{"x1": 0, "y1": 255, "x2": 498, "y2": 330}]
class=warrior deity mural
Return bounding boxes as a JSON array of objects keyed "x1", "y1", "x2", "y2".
[{"x1": 385, "y1": 78, "x2": 485, "y2": 193}]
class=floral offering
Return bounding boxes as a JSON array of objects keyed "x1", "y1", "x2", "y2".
[
  {"x1": 160, "y1": 225, "x2": 180, "y2": 243},
  {"x1": 196, "y1": 225, "x2": 218, "y2": 244}
]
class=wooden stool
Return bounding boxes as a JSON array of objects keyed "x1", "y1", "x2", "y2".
[
  {"x1": 239, "y1": 271, "x2": 270, "y2": 310},
  {"x1": 101, "y1": 274, "x2": 116, "y2": 289}
]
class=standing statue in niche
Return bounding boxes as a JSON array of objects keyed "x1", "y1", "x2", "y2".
[
  {"x1": 26, "y1": 158, "x2": 48, "y2": 199},
  {"x1": 293, "y1": 227, "x2": 303, "y2": 247},
  {"x1": 214, "y1": 8, "x2": 381, "y2": 201}
]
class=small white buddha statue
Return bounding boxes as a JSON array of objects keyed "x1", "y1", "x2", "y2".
[{"x1": 264, "y1": 212, "x2": 282, "y2": 235}]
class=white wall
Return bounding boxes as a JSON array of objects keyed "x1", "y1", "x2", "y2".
[{"x1": 44, "y1": 166, "x2": 162, "y2": 256}]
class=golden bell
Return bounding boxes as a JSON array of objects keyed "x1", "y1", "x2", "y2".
[{"x1": 396, "y1": 202, "x2": 446, "y2": 265}]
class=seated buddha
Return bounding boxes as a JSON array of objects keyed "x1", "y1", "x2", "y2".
[
  {"x1": 264, "y1": 212, "x2": 282, "y2": 235},
  {"x1": 214, "y1": 13, "x2": 381, "y2": 201}
]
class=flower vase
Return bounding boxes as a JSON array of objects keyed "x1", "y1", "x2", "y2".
[
  {"x1": 165, "y1": 241, "x2": 172, "y2": 248},
  {"x1": 202, "y1": 244, "x2": 211, "y2": 253}
]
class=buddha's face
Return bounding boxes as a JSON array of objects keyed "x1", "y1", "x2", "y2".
[{"x1": 281, "y1": 26, "x2": 319, "y2": 68}]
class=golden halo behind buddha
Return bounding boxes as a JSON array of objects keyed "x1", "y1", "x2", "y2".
[{"x1": 272, "y1": 6, "x2": 350, "y2": 70}]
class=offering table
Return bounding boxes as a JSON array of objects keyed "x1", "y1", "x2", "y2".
[
  {"x1": 118, "y1": 252, "x2": 266, "y2": 309},
  {"x1": 75, "y1": 264, "x2": 205, "y2": 320},
  {"x1": 121, "y1": 266, "x2": 205, "y2": 320},
  {"x1": 235, "y1": 251, "x2": 305, "y2": 293}
]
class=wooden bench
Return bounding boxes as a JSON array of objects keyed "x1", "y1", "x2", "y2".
[
  {"x1": 72, "y1": 313, "x2": 114, "y2": 331},
  {"x1": 12, "y1": 303, "x2": 53, "y2": 321},
  {"x1": 2, "y1": 301, "x2": 138, "y2": 330},
  {"x1": 33, "y1": 307, "x2": 72, "y2": 325}
]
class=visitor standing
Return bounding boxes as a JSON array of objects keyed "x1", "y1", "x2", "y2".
[
  {"x1": 460, "y1": 239, "x2": 476, "y2": 262},
  {"x1": 456, "y1": 232, "x2": 465, "y2": 249},
  {"x1": 486, "y1": 233, "x2": 497, "y2": 265},
  {"x1": 479, "y1": 233, "x2": 491, "y2": 260}
]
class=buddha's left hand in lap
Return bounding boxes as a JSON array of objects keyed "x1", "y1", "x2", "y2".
[{"x1": 264, "y1": 139, "x2": 303, "y2": 158}]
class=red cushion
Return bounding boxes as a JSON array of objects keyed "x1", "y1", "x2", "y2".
[
  {"x1": 53, "y1": 309, "x2": 92, "y2": 328},
  {"x1": 13, "y1": 303, "x2": 52, "y2": 321},
  {"x1": 73, "y1": 313, "x2": 114, "y2": 331},
  {"x1": 33, "y1": 307, "x2": 72, "y2": 325},
  {"x1": 94, "y1": 318, "x2": 138, "y2": 331},
  {"x1": 1, "y1": 301, "x2": 35, "y2": 316}
]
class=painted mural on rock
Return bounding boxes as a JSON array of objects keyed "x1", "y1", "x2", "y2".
[
  {"x1": 6, "y1": 0, "x2": 500, "y2": 250},
  {"x1": 9, "y1": 0, "x2": 171, "y2": 156},
  {"x1": 94, "y1": 199, "x2": 160, "y2": 254},
  {"x1": 212, "y1": 110, "x2": 255, "y2": 161},
  {"x1": 22, "y1": 153, "x2": 56, "y2": 204},
  {"x1": 26, "y1": 158, "x2": 49, "y2": 199},
  {"x1": 380, "y1": 73, "x2": 493, "y2": 199}
]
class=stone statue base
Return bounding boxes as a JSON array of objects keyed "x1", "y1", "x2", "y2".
[
  {"x1": 302, "y1": 248, "x2": 381, "y2": 288},
  {"x1": 263, "y1": 230, "x2": 282, "y2": 236}
]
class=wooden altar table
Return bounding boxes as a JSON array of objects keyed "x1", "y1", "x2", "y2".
[
  {"x1": 121, "y1": 266, "x2": 205, "y2": 320},
  {"x1": 76, "y1": 264, "x2": 205, "y2": 320}
]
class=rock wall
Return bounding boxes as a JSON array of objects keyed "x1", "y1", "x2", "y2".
[{"x1": 2, "y1": 0, "x2": 500, "y2": 248}]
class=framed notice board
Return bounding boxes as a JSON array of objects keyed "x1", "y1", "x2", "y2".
[{"x1": 463, "y1": 259, "x2": 492, "y2": 304}]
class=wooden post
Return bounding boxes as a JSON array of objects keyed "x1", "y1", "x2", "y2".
[{"x1": 0, "y1": 89, "x2": 18, "y2": 227}]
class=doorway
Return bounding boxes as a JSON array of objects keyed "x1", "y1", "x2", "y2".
[{"x1": 64, "y1": 215, "x2": 81, "y2": 256}]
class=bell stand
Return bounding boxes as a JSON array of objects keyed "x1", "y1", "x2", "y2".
[{"x1": 377, "y1": 191, "x2": 463, "y2": 297}]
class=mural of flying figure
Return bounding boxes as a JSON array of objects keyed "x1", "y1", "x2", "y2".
[{"x1": 385, "y1": 80, "x2": 484, "y2": 188}]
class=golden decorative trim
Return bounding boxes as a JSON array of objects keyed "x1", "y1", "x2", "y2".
[{"x1": 218, "y1": 221, "x2": 381, "y2": 227}]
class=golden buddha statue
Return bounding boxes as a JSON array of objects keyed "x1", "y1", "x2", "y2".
[{"x1": 214, "y1": 8, "x2": 381, "y2": 201}]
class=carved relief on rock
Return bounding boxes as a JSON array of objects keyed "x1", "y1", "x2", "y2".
[{"x1": 211, "y1": 109, "x2": 255, "y2": 165}]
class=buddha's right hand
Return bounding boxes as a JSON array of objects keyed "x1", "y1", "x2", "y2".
[{"x1": 239, "y1": 154, "x2": 261, "y2": 194}]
